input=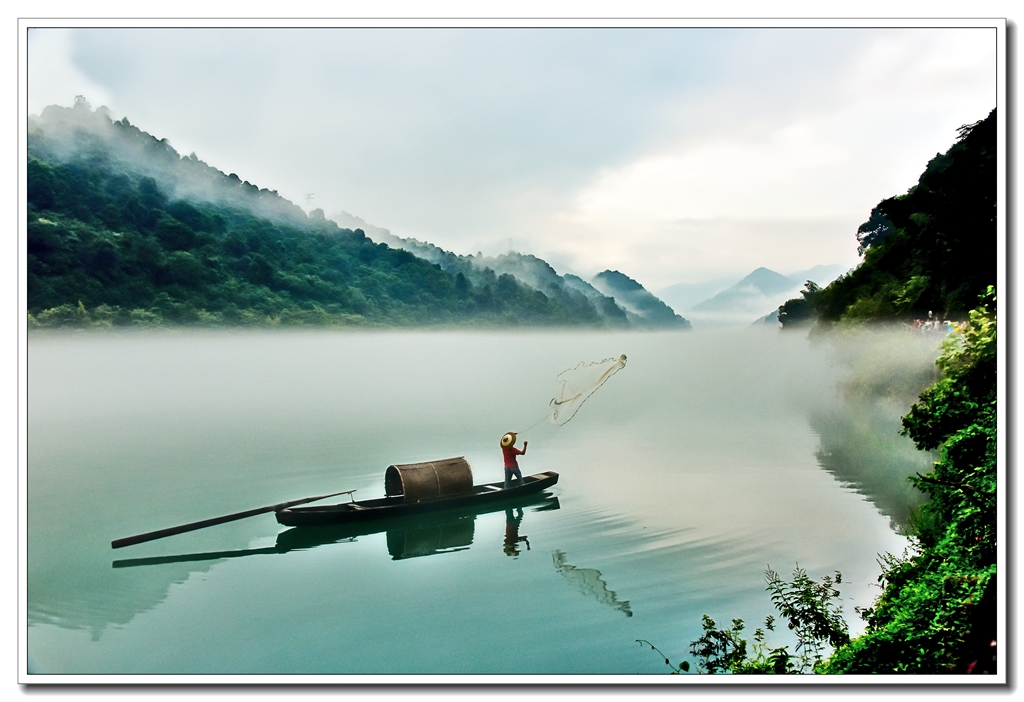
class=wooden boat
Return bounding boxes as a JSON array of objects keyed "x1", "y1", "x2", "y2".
[
  {"x1": 111, "y1": 455, "x2": 556, "y2": 550},
  {"x1": 276, "y1": 458, "x2": 559, "y2": 528},
  {"x1": 112, "y1": 493, "x2": 561, "y2": 568}
]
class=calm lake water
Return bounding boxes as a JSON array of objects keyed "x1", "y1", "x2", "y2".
[{"x1": 26, "y1": 327, "x2": 939, "y2": 677}]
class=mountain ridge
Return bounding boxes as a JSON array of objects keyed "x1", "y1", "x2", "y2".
[
  {"x1": 675, "y1": 264, "x2": 845, "y2": 326},
  {"x1": 27, "y1": 101, "x2": 685, "y2": 330},
  {"x1": 590, "y1": 270, "x2": 690, "y2": 328},
  {"x1": 338, "y1": 216, "x2": 689, "y2": 330}
]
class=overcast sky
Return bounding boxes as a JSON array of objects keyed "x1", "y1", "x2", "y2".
[{"x1": 27, "y1": 24, "x2": 997, "y2": 290}]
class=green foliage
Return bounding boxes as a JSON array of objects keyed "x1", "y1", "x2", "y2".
[
  {"x1": 685, "y1": 613, "x2": 798, "y2": 675},
  {"x1": 693, "y1": 566, "x2": 848, "y2": 674},
  {"x1": 655, "y1": 292, "x2": 997, "y2": 674},
  {"x1": 778, "y1": 281, "x2": 820, "y2": 328},
  {"x1": 806, "y1": 288, "x2": 997, "y2": 674},
  {"x1": 902, "y1": 289, "x2": 996, "y2": 454},
  {"x1": 778, "y1": 110, "x2": 995, "y2": 329},
  {"x1": 768, "y1": 117, "x2": 999, "y2": 674},
  {"x1": 641, "y1": 566, "x2": 850, "y2": 675},
  {"x1": 765, "y1": 566, "x2": 849, "y2": 668},
  {"x1": 663, "y1": 111, "x2": 999, "y2": 675},
  {"x1": 634, "y1": 640, "x2": 690, "y2": 674},
  {"x1": 821, "y1": 288, "x2": 998, "y2": 674},
  {"x1": 817, "y1": 111, "x2": 995, "y2": 325},
  {"x1": 26, "y1": 108, "x2": 624, "y2": 330},
  {"x1": 856, "y1": 206, "x2": 895, "y2": 255},
  {"x1": 689, "y1": 616, "x2": 756, "y2": 674}
]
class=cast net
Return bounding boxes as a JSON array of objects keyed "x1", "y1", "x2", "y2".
[{"x1": 549, "y1": 354, "x2": 627, "y2": 426}]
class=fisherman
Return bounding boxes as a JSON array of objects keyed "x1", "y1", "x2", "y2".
[{"x1": 500, "y1": 431, "x2": 527, "y2": 489}]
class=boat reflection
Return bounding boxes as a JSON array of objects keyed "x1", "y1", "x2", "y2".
[
  {"x1": 113, "y1": 492, "x2": 560, "y2": 568},
  {"x1": 385, "y1": 514, "x2": 474, "y2": 560}
]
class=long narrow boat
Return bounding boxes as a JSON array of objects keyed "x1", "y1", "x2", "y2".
[
  {"x1": 113, "y1": 493, "x2": 561, "y2": 569},
  {"x1": 111, "y1": 455, "x2": 556, "y2": 550},
  {"x1": 276, "y1": 467, "x2": 559, "y2": 528}
]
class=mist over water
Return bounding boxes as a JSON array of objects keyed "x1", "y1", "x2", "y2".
[{"x1": 27, "y1": 326, "x2": 941, "y2": 674}]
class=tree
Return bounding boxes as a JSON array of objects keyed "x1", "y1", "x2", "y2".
[
  {"x1": 778, "y1": 281, "x2": 820, "y2": 329},
  {"x1": 812, "y1": 109, "x2": 996, "y2": 324},
  {"x1": 856, "y1": 206, "x2": 895, "y2": 255}
]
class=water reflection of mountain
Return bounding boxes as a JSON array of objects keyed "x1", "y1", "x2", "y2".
[
  {"x1": 551, "y1": 550, "x2": 632, "y2": 617},
  {"x1": 809, "y1": 398, "x2": 933, "y2": 532},
  {"x1": 30, "y1": 511, "x2": 266, "y2": 640}
]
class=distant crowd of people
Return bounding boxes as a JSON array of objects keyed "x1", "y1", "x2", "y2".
[{"x1": 907, "y1": 311, "x2": 966, "y2": 335}]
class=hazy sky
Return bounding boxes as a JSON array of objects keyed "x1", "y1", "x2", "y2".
[{"x1": 27, "y1": 24, "x2": 997, "y2": 290}]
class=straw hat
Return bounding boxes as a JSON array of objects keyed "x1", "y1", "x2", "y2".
[{"x1": 500, "y1": 432, "x2": 517, "y2": 449}]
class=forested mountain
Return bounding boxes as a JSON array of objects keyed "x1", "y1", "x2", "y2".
[
  {"x1": 779, "y1": 109, "x2": 996, "y2": 329},
  {"x1": 344, "y1": 226, "x2": 628, "y2": 328},
  {"x1": 26, "y1": 100, "x2": 675, "y2": 329},
  {"x1": 589, "y1": 270, "x2": 690, "y2": 328},
  {"x1": 347, "y1": 221, "x2": 689, "y2": 329}
]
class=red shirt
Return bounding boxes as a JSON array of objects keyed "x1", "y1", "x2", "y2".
[{"x1": 502, "y1": 445, "x2": 525, "y2": 468}]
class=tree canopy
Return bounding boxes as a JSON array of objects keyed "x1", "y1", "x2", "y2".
[
  {"x1": 779, "y1": 109, "x2": 996, "y2": 328},
  {"x1": 27, "y1": 103, "x2": 643, "y2": 329}
]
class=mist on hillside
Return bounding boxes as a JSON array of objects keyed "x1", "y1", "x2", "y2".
[
  {"x1": 29, "y1": 98, "x2": 322, "y2": 231},
  {"x1": 334, "y1": 213, "x2": 690, "y2": 329}
]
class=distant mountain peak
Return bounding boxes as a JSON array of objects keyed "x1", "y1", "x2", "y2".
[
  {"x1": 593, "y1": 269, "x2": 644, "y2": 293},
  {"x1": 732, "y1": 267, "x2": 800, "y2": 296},
  {"x1": 591, "y1": 270, "x2": 690, "y2": 329},
  {"x1": 682, "y1": 266, "x2": 800, "y2": 326}
]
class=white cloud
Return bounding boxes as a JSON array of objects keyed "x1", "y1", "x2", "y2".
[
  {"x1": 25, "y1": 26, "x2": 997, "y2": 291},
  {"x1": 535, "y1": 215, "x2": 858, "y2": 290},
  {"x1": 539, "y1": 28, "x2": 996, "y2": 288}
]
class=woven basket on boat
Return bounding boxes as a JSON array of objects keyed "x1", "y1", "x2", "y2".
[{"x1": 384, "y1": 456, "x2": 475, "y2": 501}]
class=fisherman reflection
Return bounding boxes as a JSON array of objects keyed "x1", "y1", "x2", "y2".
[{"x1": 503, "y1": 507, "x2": 530, "y2": 557}]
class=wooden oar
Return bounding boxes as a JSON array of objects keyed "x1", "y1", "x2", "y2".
[{"x1": 111, "y1": 489, "x2": 356, "y2": 549}]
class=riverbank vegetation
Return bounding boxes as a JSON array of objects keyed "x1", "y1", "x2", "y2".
[
  {"x1": 664, "y1": 111, "x2": 999, "y2": 675},
  {"x1": 779, "y1": 109, "x2": 995, "y2": 330},
  {"x1": 662, "y1": 290, "x2": 997, "y2": 674}
]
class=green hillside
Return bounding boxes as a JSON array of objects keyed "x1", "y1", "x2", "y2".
[
  {"x1": 694, "y1": 110, "x2": 999, "y2": 675},
  {"x1": 780, "y1": 109, "x2": 995, "y2": 329},
  {"x1": 590, "y1": 270, "x2": 691, "y2": 328},
  {"x1": 27, "y1": 100, "x2": 633, "y2": 329}
]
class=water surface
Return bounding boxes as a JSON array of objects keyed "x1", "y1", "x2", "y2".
[{"x1": 26, "y1": 327, "x2": 936, "y2": 675}]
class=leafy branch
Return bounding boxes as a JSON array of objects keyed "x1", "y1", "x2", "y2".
[{"x1": 639, "y1": 565, "x2": 849, "y2": 675}]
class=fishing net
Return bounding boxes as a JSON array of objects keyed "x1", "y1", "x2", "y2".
[{"x1": 549, "y1": 354, "x2": 627, "y2": 426}]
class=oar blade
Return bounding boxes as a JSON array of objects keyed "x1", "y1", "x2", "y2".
[{"x1": 110, "y1": 489, "x2": 354, "y2": 549}]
